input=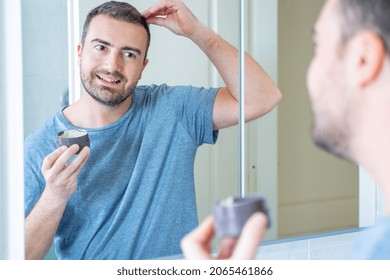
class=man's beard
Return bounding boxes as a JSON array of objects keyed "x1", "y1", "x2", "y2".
[
  {"x1": 311, "y1": 115, "x2": 354, "y2": 163},
  {"x1": 80, "y1": 69, "x2": 135, "y2": 107}
]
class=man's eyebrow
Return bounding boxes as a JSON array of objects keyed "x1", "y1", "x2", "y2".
[
  {"x1": 122, "y1": 46, "x2": 142, "y2": 55},
  {"x1": 91, "y1": 38, "x2": 142, "y2": 55},
  {"x1": 91, "y1": 38, "x2": 113, "y2": 47}
]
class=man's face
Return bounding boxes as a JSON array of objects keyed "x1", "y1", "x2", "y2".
[
  {"x1": 78, "y1": 15, "x2": 149, "y2": 107},
  {"x1": 306, "y1": 0, "x2": 356, "y2": 160}
]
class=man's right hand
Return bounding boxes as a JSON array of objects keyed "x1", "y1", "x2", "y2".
[
  {"x1": 41, "y1": 144, "x2": 90, "y2": 203},
  {"x1": 25, "y1": 144, "x2": 90, "y2": 259}
]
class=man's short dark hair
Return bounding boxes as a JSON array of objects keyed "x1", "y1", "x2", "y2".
[
  {"x1": 81, "y1": 1, "x2": 151, "y2": 59},
  {"x1": 338, "y1": 0, "x2": 390, "y2": 53}
]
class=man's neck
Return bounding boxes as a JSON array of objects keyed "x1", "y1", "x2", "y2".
[
  {"x1": 62, "y1": 93, "x2": 132, "y2": 128},
  {"x1": 356, "y1": 127, "x2": 390, "y2": 216}
]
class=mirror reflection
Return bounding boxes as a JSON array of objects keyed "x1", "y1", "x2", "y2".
[{"x1": 22, "y1": 0, "x2": 358, "y2": 260}]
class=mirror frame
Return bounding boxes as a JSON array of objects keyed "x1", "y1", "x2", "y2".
[{"x1": 1, "y1": 0, "x2": 25, "y2": 259}]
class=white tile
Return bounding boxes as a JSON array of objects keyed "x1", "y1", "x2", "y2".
[
  {"x1": 256, "y1": 250, "x2": 308, "y2": 260},
  {"x1": 308, "y1": 231, "x2": 358, "y2": 249},
  {"x1": 309, "y1": 244, "x2": 353, "y2": 260},
  {"x1": 254, "y1": 230, "x2": 360, "y2": 260},
  {"x1": 255, "y1": 239, "x2": 309, "y2": 260}
]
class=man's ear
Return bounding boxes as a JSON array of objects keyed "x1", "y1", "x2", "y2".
[
  {"x1": 347, "y1": 31, "x2": 386, "y2": 88},
  {"x1": 139, "y1": 58, "x2": 149, "y2": 80},
  {"x1": 77, "y1": 43, "x2": 83, "y2": 66}
]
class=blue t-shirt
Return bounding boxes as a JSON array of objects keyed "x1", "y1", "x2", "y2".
[
  {"x1": 24, "y1": 84, "x2": 219, "y2": 260},
  {"x1": 349, "y1": 217, "x2": 390, "y2": 260}
]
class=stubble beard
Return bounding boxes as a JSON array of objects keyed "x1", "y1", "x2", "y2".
[
  {"x1": 311, "y1": 113, "x2": 354, "y2": 163},
  {"x1": 80, "y1": 69, "x2": 135, "y2": 107}
]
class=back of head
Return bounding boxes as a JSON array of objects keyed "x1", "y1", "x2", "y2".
[
  {"x1": 81, "y1": 1, "x2": 151, "y2": 57},
  {"x1": 338, "y1": 0, "x2": 390, "y2": 55}
]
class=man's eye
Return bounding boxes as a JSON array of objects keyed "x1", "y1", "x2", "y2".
[
  {"x1": 124, "y1": 52, "x2": 136, "y2": 58},
  {"x1": 95, "y1": 45, "x2": 105, "y2": 51}
]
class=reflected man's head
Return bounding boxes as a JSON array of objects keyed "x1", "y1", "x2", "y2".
[
  {"x1": 78, "y1": 1, "x2": 150, "y2": 107},
  {"x1": 81, "y1": 1, "x2": 151, "y2": 60}
]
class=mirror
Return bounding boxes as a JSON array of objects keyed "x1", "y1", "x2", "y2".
[{"x1": 22, "y1": 0, "x2": 358, "y2": 259}]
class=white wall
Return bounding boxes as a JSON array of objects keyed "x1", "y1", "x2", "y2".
[
  {"x1": 0, "y1": 0, "x2": 25, "y2": 260},
  {"x1": 22, "y1": 0, "x2": 69, "y2": 137},
  {"x1": 0, "y1": 0, "x2": 6, "y2": 260}
]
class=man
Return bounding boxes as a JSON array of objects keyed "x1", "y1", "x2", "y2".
[
  {"x1": 182, "y1": 0, "x2": 390, "y2": 260},
  {"x1": 24, "y1": 1, "x2": 281, "y2": 260}
]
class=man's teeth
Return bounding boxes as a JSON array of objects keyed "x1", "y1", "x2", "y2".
[{"x1": 98, "y1": 75, "x2": 120, "y2": 83}]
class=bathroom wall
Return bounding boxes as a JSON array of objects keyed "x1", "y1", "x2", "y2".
[
  {"x1": 277, "y1": 0, "x2": 359, "y2": 238},
  {"x1": 22, "y1": 0, "x2": 69, "y2": 137}
]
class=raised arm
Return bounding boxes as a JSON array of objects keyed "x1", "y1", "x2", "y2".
[{"x1": 142, "y1": 0, "x2": 281, "y2": 130}]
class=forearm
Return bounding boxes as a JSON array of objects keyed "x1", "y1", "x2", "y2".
[
  {"x1": 25, "y1": 191, "x2": 68, "y2": 260},
  {"x1": 188, "y1": 24, "x2": 281, "y2": 120},
  {"x1": 188, "y1": 24, "x2": 241, "y2": 96}
]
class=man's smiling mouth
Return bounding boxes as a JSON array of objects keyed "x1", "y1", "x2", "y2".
[{"x1": 96, "y1": 74, "x2": 121, "y2": 84}]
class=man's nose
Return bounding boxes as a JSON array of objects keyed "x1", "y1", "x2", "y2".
[{"x1": 103, "y1": 52, "x2": 123, "y2": 72}]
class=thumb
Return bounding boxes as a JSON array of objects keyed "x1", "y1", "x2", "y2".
[
  {"x1": 145, "y1": 16, "x2": 167, "y2": 27},
  {"x1": 231, "y1": 212, "x2": 268, "y2": 259}
]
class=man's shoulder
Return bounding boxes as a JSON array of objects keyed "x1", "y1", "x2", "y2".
[
  {"x1": 135, "y1": 84, "x2": 194, "y2": 96},
  {"x1": 25, "y1": 117, "x2": 54, "y2": 141},
  {"x1": 133, "y1": 84, "x2": 182, "y2": 109},
  {"x1": 24, "y1": 112, "x2": 63, "y2": 153}
]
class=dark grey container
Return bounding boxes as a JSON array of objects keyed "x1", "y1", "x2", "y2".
[
  {"x1": 56, "y1": 129, "x2": 90, "y2": 154},
  {"x1": 213, "y1": 195, "x2": 270, "y2": 238}
]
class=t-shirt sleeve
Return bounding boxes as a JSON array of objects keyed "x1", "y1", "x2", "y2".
[
  {"x1": 24, "y1": 135, "x2": 46, "y2": 217},
  {"x1": 165, "y1": 85, "x2": 219, "y2": 146}
]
